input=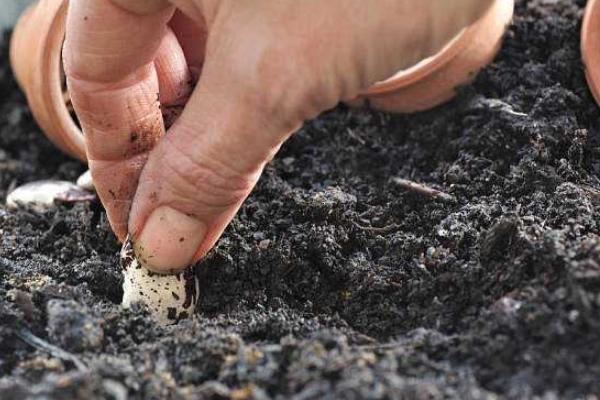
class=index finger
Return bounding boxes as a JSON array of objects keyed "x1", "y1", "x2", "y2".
[{"x1": 63, "y1": 0, "x2": 174, "y2": 240}]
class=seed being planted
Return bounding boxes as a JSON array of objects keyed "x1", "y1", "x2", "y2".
[
  {"x1": 6, "y1": 180, "x2": 95, "y2": 211},
  {"x1": 76, "y1": 170, "x2": 95, "y2": 192},
  {"x1": 120, "y1": 237, "x2": 199, "y2": 325}
]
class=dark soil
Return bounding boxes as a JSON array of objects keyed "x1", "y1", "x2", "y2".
[{"x1": 1, "y1": 0, "x2": 599, "y2": 398}]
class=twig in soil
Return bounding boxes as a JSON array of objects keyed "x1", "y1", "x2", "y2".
[
  {"x1": 468, "y1": 97, "x2": 528, "y2": 117},
  {"x1": 352, "y1": 221, "x2": 400, "y2": 234},
  {"x1": 346, "y1": 128, "x2": 366, "y2": 145},
  {"x1": 356, "y1": 342, "x2": 405, "y2": 351},
  {"x1": 391, "y1": 177, "x2": 456, "y2": 203},
  {"x1": 17, "y1": 327, "x2": 87, "y2": 371},
  {"x1": 482, "y1": 98, "x2": 528, "y2": 117}
]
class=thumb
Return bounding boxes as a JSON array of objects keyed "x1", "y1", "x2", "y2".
[{"x1": 128, "y1": 30, "x2": 302, "y2": 272}]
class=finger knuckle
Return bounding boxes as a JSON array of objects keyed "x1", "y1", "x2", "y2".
[{"x1": 160, "y1": 136, "x2": 255, "y2": 211}]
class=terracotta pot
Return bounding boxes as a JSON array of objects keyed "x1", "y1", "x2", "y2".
[
  {"x1": 351, "y1": 0, "x2": 515, "y2": 113},
  {"x1": 10, "y1": 0, "x2": 86, "y2": 161},
  {"x1": 583, "y1": 0, "x2": 600, "y2": 107}
]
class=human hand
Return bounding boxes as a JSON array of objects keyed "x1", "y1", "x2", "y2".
[{"x1": 63, "y1": 0, "x2": 493, "y2": 272}]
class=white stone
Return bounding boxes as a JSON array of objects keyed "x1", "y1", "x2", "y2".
[
  {"x1": 76, "y1": 170, "x2": 95, "y2": 191},
  {"x1": 6, "y1": 180, "x2": 81, "y2": 211},
  {"x1": 120, "y1": 238, "x2": 199, "y2": 325}
]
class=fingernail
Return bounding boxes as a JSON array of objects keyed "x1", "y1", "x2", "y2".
[{"x1": 135, "y1": 206, "x2": 206, "y2": 273}]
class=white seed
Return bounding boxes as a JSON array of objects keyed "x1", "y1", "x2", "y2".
[
  {"x1": 120, "y1": 237, "x2": 199, "y2": 325},
  {"x1": 6, "y1": 180, "x2": 85, "y2": 211},
  {"x1": 76, "y1": 170, "x2": 95, "y2": 191}
]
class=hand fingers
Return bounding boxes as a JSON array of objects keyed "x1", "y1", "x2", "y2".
[
  {"x1": 126, "y1": 0, "x2": 496, "y2": 272},
  {"x1": 168, "y1": 10, "x2": 207, "y2": 80},
  {"x1": 63, "y1": 0, "x2": 178, "y2": 239},
  {"x1": 128, "y1": 6, "x2": 298, "y2": 271},
  {"x1": 154, "y1": 28, "x2": 194, "y2": 129},
  {"x1": 155, "y1": 29, "x2": 193, "y2": 106}
]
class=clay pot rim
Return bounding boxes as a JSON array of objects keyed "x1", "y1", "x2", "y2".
[
  {"x1": 9, "y1": 4, "x2": 35, "y2": 89},
  {"x1": 582, "y1": 0, "x2": 600, "y2": 106},
  {"x1": 10, "y1": 0, "x2": 87, "y2": 161},
  {"x1": 364, "y1": 4, "x2": 500, "y2": 96},
  {"x1": 46, "y1": 3, "x2": 86, "y2": 161}
]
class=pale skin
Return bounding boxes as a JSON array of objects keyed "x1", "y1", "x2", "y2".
[{"x1": 63, "y1": 0, "x2": 494, "y2": 273}]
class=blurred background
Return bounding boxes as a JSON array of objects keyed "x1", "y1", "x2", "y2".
[{"x1": 1, "y1": 0, "x2": 34, "y2": 30}]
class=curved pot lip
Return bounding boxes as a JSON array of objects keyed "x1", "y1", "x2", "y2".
[
  {"x1": 364, "y1": 0, "x2": 505, "y2": 96},
  {"x1": 10, "y1": 0, "x2": 87, "y2": 161},
  {"x1": 582, "y1": 0, "x2": 600, "y2": 105},
  {"x1": 9, "y1": 3, "x2": 35, "y2": 90},
  {"x1": 365, "y1": 27, "x2": 469, "y2": 96}
]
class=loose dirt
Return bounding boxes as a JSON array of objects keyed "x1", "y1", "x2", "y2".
[{"x1": 1, "y1": 1, "x2": 599, "y2": 398}]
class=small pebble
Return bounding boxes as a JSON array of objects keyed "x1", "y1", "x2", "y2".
[
  {"x1": 6, "y1": 180, "x2": 91, "y2": 211},
  {"x1": 76, "y1": 170, "x2": 95, "y2": 191},
  {"x1": 489, "y1": 296, "x2": 523, "y2": 315}
]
